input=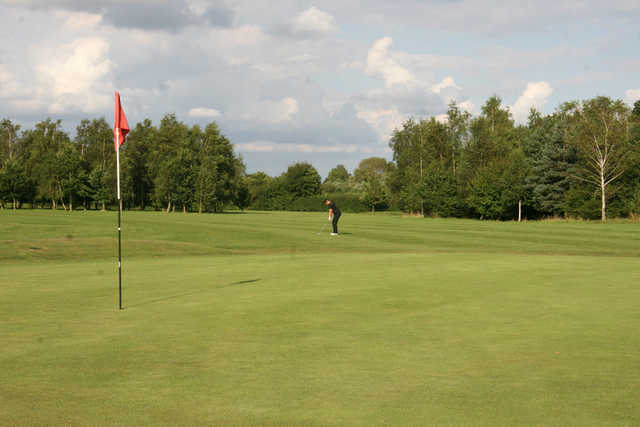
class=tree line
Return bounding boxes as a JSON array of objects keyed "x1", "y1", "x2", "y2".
[
  {"x1": 0, "y1": 114, "x2": 245, "y2": 213},
  {"x1": 384, "y1": 96, "x2": 640, "y2": 220},
  {"x1": 1, "y1": 96, "x2": 639, "y2": 220}
]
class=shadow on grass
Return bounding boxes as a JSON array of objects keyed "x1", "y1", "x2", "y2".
[
  {"x1": 124, "y1": 278, "x2": 261, "y2": 308},
  {"x1": 217, "y1": 279, "x2": 261, "y2": 288}
]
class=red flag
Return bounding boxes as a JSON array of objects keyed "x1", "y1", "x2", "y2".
[{"x1": 114, "y1": 91, "x2": 130, "y2": 151}]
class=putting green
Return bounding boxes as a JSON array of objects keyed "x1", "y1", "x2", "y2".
[{"x1": 1, "y1": 210, "x2": 639, "y2": 426}]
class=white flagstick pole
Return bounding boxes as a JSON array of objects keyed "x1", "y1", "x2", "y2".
[{"x1": 117, "y1": 128, "x2": 123, "y2": 310}]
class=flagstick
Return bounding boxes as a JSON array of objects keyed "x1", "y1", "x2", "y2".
[{"x1": 117, "y1": 128, "x2": 123, "y2": 310}]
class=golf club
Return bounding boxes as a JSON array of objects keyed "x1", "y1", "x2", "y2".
[{"x1": 316, "y1": 220, "x2": 330, "y2": 235}]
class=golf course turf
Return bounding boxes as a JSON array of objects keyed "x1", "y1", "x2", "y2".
[{"x1": 1, "y1": 210, "x2": 639, "y2": 426}]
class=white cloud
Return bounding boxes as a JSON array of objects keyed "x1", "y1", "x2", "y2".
[
  {"x1": 208, "y1": 25, "x2": 267, "y2": 47},
  {"x1": 292, "y1": 7, "x2": 337, "y2": 35},
  {"x1": 279, "y1": 97, "x2": 299, "y2": 119},
  {"x1": 45, "y1": 38, "x2": 111, "y2": 96},
  {"x1": 357, "y1": 38, "x2": 474, "y2": 142},
  {"x1": 365, "y1": 37, "x2": 413, "y2": 88},
  {"x1": 240, "y1": 97, "x2": 299, "y2": 124},
  {"x1": 356, "y1": 107, "x2": 407, "y2": 143},
  {"x1": 235, "y1": 141, "x2": 359, "y2": 153},
  {"x1": 41, "y1": 38, "x2": 112, "y2": 113},
  {"x1": 0, "y1": 64, "x2": 19, "y2": 98},
  {"x1": 459, "y1": 99, "x2": 476, "y2": 114},
  {"x1": 187, "y1": 0, "x2": 210, "y2": 16},
  {"x1": 435, "y1": 114, "x2": 448, "y2": 123},
  {"x1": 511, "y1": 81, "x2": 553, "y2": 123},
  {"x1": 431, "y1": 76, "x2": 460, "y2": 94},
  {"x1": 5, "y1": 36, "x2": 114, "y2": 114},
  {"x1": 189, "y1": 107, "x2": 221, "y2": 118},
  {"x1": 57, "y1": 10, "x2": 103, "y2": 31},
  {"x1": 322, "y1": 93, "x2": 349, "y2": 116},
  {"x1": 625, "y1": 89, "x2": 640, "y2": 105}
]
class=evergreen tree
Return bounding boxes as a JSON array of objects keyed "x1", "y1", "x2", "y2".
[{"x1": 523, "y1": 110, "x2": 575, "y2": 218}]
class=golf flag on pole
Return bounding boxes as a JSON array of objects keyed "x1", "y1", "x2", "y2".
[
  {"x1": 114, "y1": 91, "x2": 129, "y2": 151},
  {"x1": 114, "y1": 91, "x2": 128, "y2": 310}
]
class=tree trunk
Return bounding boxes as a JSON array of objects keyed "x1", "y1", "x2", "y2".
[
  {"x1": 518, "y1": 200, "x2": 522, "y2": 222},
  {"x1": 601, "y1": 173, "x2": 606, "y2": 221},
  {"x1": 12, "y1": 198, "x2": 16, "y2": 210},
  {"x1": 101, "y1": 202, "x2": 106, "y2": 211},
  {"x1": 199, "y1": 199, "x2": 202, "y2": 215},
  {"x1": 183, "y1": 205, "x2": 186, "y2": 213},
  {"x1": 69, "y1": 195, "x2": 73, "y2": 212},
  {"x1": 420, "y1": 157, "x2": 424, "y2": 217}
]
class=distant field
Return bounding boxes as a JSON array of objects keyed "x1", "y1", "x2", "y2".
[{"x1": 1, "y1": 210, "x2": 639, "y2": 426}]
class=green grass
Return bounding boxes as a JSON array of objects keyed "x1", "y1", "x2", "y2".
[{"x1": 1, "y1": 210, "x2": 639, "y2": 426}]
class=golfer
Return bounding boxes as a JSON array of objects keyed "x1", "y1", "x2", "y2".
[{"x1": 324, "y1": 199, "x2": 341, "y2": 235}]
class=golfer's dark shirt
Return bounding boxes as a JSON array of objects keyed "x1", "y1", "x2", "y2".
[{"x1": 329, "y1": 202, "x2": 341, "y2": 215}]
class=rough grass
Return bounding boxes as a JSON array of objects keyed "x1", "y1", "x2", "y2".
[{"x1": 1, "y1": 210, "x2": 639, "y2": 426}]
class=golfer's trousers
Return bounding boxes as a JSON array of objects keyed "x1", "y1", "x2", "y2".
[{"x1": 332, "y1": 212, "x2": 341, "y2": 234}]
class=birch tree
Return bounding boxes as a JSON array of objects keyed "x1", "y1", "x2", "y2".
[
  {"x1": 565, "y1": 97, "x2": 631, "y2": 221},
  {"x1": 0, "y1": 119, "x2": 20, "y2": 164}
]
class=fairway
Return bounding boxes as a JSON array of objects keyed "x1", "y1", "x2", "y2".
[{"x1": 1, "y1": 210, "x2": 639, "y2": 426}]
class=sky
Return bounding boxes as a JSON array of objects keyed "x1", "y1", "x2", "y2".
[{"x1": 1, "y1": 0, "x2": 639, "y2": 178}]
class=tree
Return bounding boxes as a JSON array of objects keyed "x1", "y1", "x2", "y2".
[
  {"x1": 244, "y1": 172, "x2": 273, "y2": 209},
  {"x1": 0, "y1": 159, "x2": 34, "y2": 209},
  {"x1": 422, "y1": 162, "x2": 459, "y2": 217},
  {"x1": 0, "y1": 119, "x2": 21, "y2": 165},
  {"x1": 55, "y1": 144, "x2": 89, "y2": 212},
  {"x1": 633, "y1": 100, "x2": 640, "y2": 118},
  {"x1": 207, "y1": 125, "x2": 241, "y2": 212},
  {"x1": 354, "y1": 157, "x2": 388, "y2": 213},
  {"x1": 389, "y1": 120, "x2": 420, "y2": 213},
  {"x1": 76, "y1": 118, "x2": 114, "y2": 209},
  {"x1": 322, "y1": 164, "x2": 352, "y2": 193},
  {"x1": 523, "y1": 110, "x2": 576, "y2": 218},
  {"x1": 20, "y1": 119, "x2": 72, "y2": 208},
  {"x1": 121, "y1": 119, "x2": 155, "y2": 210},
  {"x1": 631, "y1": 100, "x2": 640, "y2": 147},
  {"x1": 389, "y1": 117, "x2": 453, "y2": 215},
  {"x1": 149, "y1": 114, "x2": 190, "y2": 188},
  {"x1": 192, "y1": 124, "x2": 217, "y2": 214},
  {"x1": 467, "y1": 152, "x2": 529, "y2": 220},
  {"x1": 75, "y1": 118, "x2": 112, "y2": 167},
  {"x1": 464, "y1": 96, "x2": 517, "y2": 174},
  {"x1": 565, "y1": 97, "x2": 632, "y2": 221},
  {"x1": 325, "y1": 164, "x2": 350, "y2": 183},
  {"x1": 154, "y1": 148, "x2": 196, "y2": 213},
  {"x1": 234, "y1": 179, "x2": 251, "y2": 211},
  {"x1": 445, "y1": 101, "x2": 471, "y2": 177},
  {"x1": 88, "y1": 167, "x2": 111, "y2": 210},
  {"x1": 231, "y1": 155, "x2": 248, "y2": 210},
  {"x1": 283, "y1": 162, "x2": 321, "y2": 199}
]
